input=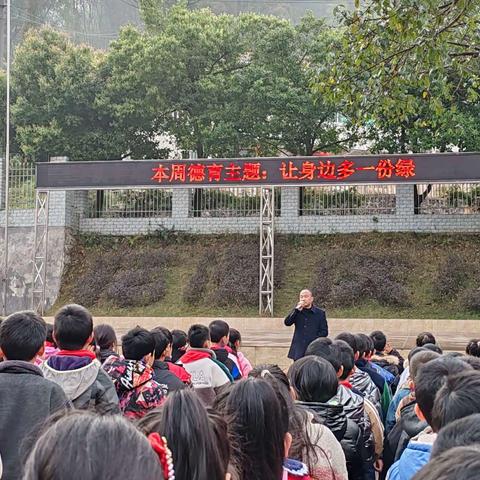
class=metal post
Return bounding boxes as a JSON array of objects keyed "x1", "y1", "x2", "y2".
[
  {"x1": 1, "y1": 0, "x2": 10, "y2": 315},
  {"x1": 32, "y1": 190, "x2": 49, "y2": 315},
  {"x1": 259, "y1": 186, "x2": 274, "y2": 316}
]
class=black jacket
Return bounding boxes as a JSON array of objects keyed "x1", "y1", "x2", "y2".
[
  {"x1": 382, "y1": 400, "x2": 427, "y2": 476},
  {"x1": 284, "y1": 305, "x2": 328, "y2": 360},
  {"x1": 152, "y1": 360, "x2": 186, "y2": 393},
  {"x1": 0, "y1": 361, "x2": 70, "y2": 480},
  {"x1": 297, "y1": 400, "x2": 366, "y2": 480}
]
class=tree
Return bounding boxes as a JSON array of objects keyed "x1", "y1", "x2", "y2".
[
  {"x1": 319, "y1": 0, "x2": 480, "y2": 153},
  {"x1": 12, "y1": 28, "x2": 124, "y2": 161}
]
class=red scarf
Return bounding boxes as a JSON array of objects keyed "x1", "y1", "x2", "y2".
[
  {"x1": 340, "y1": 379, "x2": 353, "y2": 389},
  {"x1": 57, "y1": 349, "x2": 96, "y2": 360}
]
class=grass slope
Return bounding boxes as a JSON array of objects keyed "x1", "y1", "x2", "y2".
[{"x1": 52, "y1": 232, "x2": 480, "y2": 319}]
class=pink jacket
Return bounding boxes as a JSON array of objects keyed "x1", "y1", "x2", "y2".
[{"x1": 237, "y1": 351, "x2": 253, "y2": 378}]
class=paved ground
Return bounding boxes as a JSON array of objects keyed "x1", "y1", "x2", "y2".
[{"x1": 47, "y1": 316, "x2": 478, "y2": 352}]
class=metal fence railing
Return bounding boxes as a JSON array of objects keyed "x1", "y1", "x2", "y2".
[
  {"x1": 189, "y1": 188, "x2": 281, "y2": 217},
  {"x1": 8, "y1": 160, "x2": 36, "y2": 209},
  {"x1": 86, "y1": 189, "x2": 173, "y2": 218},
  {"x1": 299, "y1": 185, "x2": 396, "y2": 216},
  {"x1": 415, "y1": 183, "x2": 480, "y2": 214}
]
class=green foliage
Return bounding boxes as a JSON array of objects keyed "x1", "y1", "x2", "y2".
[
  {"x1": 319, "y1": 0, "x2": 480, "y2": 153},
  {"x1": 12, "y1": 29, "x2": 125, "y2": 161}
]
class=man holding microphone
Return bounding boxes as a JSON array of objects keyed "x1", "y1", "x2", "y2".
[{"x1": 284, "y1": 289, "x2": 328, "y2": 361}]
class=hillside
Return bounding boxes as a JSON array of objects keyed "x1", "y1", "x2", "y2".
[{"x1": 53, "y1": 232, "x2": 480, "y2": 319}]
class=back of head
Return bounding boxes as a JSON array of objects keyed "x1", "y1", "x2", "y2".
[
  {"x1": 93, "y1": 324, "x2": 117, "y2": 351},
  {"x1": 466, "y1": 339, "x2": 480, "y2": 357},
  {"x1": 188, "y1": 324, "x2": 210, "y2": 349},
  {"x1": 54, "y1": 304, "x2": 93, "y2": 350},
  {"x1": 422, "y1": 343, "x2": 443, "y2": 354},
  {"x1": 416, "y1": 331, "x2": 436, "y2": 347},
  {"x1": 288, "y1": 355, "x2": 339, "y2": 403},
  {"x1": 432, "y1": 414, "x2": 480, "y2": 458},
  {"x1": 408, "y1": 346, "x2": 427, "y2": 362},
  {"x1": 121, "y1": 327, "x2": 155, "y2": 361},
  {"x1": 355, "y1": 333, "x2": 372, "y2": 358},
  {"x1": 23, "y1": 412, "x2": 164, "y2": 480},
  {"x1": 412, "y1": 446, "x2": 480, "y2": 480},
  {"x1": 333, "y1": 339, "x2": 355, "y2": 380},
  {"x1": 228, "y1": 328, "x2": 241, "y2": 351},
  {"x1": 462, "y1": 355, "x2": 480, "y2": 370},
  {"x1": 250, "y1": 364, "x2": 290, "y2": 393},
  {"x1": 172, "y1": 329, "x2": 187, "y2": 350},
  {"x1": 415, "y1": 357, "x2": 472, "y2": 428},
  {"x1": 209, "y1": 320, "x2": 229, "y2": 344},
  {"x1": 138, "y1": 389, "x2": 225, "y2": 480},
  {"x1": 150, "y1": 329, "x2": 170, "y2": 360},
  {"x1": 432, "y1": 370, "x2": 480, "y2": 432},
  {"x1": 152, "y1": 326, "x2": 172, "y2": 345},
  {"x1": 409, "y1": 351, "x2": 441, "y2": 382},
  {"x1": 46, "y1": 323, "x2": 56, "y2": 346},
  {"x1": 370, "y1": 330, "x2": 387, "y2": 352},
  {"x1": 225, "y1": 378, "x2": 288, "y2": 480},
  {"x1": 335, "y1": 332, "x2": 358, "y2": 354},
  {"x1": 0, "y1": 311, "x2": 46, "y2": 361},
  {"x1": 305, "y1": 337, "x2": 342, "y2": 373}
]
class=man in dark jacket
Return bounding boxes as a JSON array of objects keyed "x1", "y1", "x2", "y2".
[
  {"x1": 284, "y1": 289, "x2": 328, "y2": 361},
  {"x1": 0, "y1": 311, "x2": 70, "y2": 480}
]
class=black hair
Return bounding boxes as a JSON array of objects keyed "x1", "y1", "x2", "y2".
[
  {"x1": 171, "y1": 329, "x2": 188, "y2": 363},
  {"x1": 431, "y1": 414, "x2": 480, "y2": 458},
  {"x1": 151, "y1": 329, "x2": 170, "y2": 360},
  {"x1": 0, "y1": 311, "x2": 46, "y2": 361},
  {"x1": 416, "y1": 332, "x2": 436, "y2": 347},
  {"x1": 288, "y1": 356, "x2": 339, "y2": 403},
  {"x1": 462, "y1": 356, "x2": 480, "y2": 371},
  {"x1": 209, "y1": 320, "x2": 230, "y2": 344},
  {"x1": 333, "y1": 339, "x2": 355, "y2": 380},
  {"x1": 54, "y1": 304, "x2": 93, "y2": 350},
  {"x1": 354, "y1": 333, "x2": 371, "y2": 357},
  {"x1": 207, "y1": 410, "x2": 231, "y2": 477},
  {"x1": 152, "y1": 326, "x2": 172, "y2": 346},
  {"x1": 466, "y1": 339, "x2": 480, "y2": 357},
  {"x1": 411, "y1": 446, "x2": 480, "y2": 480},
  {"x1": 408, "y1": 346, "x2": 426, "y2": 362},
  {"x1": 225, "y1": 378, "x2": 288, "y2": 480},
  {"x1": 415, "y1": 357, "x2": 472, "y2": 427},
  {"x1": 121, "y1": 327, "x2": 155, "y2": 361},
  {"x1": 370, "y1": 330, "x2": 387, "y2": 352},
  {"x1": 93, "y1": 324, "x2": 117, "y2": 351},
  {"x1": 305, "y1": 337, "x2": 342, "y2": 373},
  {"x1": 249, "y1": 364, "x2": 319, "y2": 473},
  {"x1": 422, "y1": 343, "x2": 443, "y2": 354},
  {"x1": 188, "y1": 324, "x2": 210, "y2": 349},
  {"x1": 138, "y1": 389, "x2": 227, "y2": 480},
  {"x1": 431, "y1": 371, "x2": 480, "y2": 432},
  {"x1": 229, "y1": 328, "x2": 241, "y2": 353},
  {"x1": 172, "y1": 329, "x2": 187, "y2": 350},
  {"x1": 23, "y1": 412, "x2": 164, "y2": 480},
  {"x1": 335, "y1": 332, "x2": 358, "y2": 353},
  {"x1": 46, "y1": 323, "x2": 56, "y2": 346},
  {"x1": 409, "y1": 351, "x2": 441, "y2": 382}
]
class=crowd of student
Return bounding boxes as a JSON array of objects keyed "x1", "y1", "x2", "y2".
[{"x1": 0, "y1": 305, "x2": 480, "y2": 479}]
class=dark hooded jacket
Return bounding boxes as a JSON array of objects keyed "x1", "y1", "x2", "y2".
[
  {"x1": 99, "y1": 349, "x2": 119, "y2": 365},
  {"x1": 152, "y1": 360, "x2": 186, "y2": 393},
  {"x1": 336, "y1": 384, "x2": 375, "y2": 465},
  {"x1": 297, "y1": 399, "x2": 366, "y2": 480},
  {"x1": 103, "y1": 356, "x2": 165, "y2": 419},
  {"x1": 40, "y1": 350, "x2": 119, "y2": 414},
  {"x1": 372, "y1": 353, "x2": 401, "y2": 378},
  {"x1": 210, "y1": 345, "x2": 242, "y2": 380},
  {"x1": 0, "y1": 361, "x2": 70, "y2": 480}
]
